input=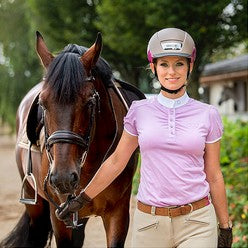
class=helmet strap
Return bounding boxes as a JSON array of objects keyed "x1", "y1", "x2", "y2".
[
  {"x1": 160, "y1": 84, "x2": 186, "y2": 94},
  {"x1": 187, "y1": 69, "x2": 190, "y2": 79}
]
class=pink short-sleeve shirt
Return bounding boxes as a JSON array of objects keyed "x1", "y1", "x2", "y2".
[{"x1": 124, "y1": 92, "x2": 223, "y2": 207}]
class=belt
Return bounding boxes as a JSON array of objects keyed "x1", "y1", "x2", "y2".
[{"x1": 137, "y1": 196, "x2": 210, "y2": 218}]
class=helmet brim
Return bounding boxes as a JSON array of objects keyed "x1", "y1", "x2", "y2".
[{"x1": 152, "y1": 52, "x2": 191, "y2": 59}]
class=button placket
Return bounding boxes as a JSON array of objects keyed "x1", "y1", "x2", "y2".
[{"x1": 168, "y1": 108, "x2": 176, "y2": 138}]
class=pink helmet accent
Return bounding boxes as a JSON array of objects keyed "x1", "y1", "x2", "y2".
[
  {"x1": 191, "y1": 47, "x2": 196, "y2": 63},
  {"x1": 147, "y1": 50, "x2": 153, "y2": 63}
]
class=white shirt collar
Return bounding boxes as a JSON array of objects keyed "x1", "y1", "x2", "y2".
[{"x1": 157, "y1": 91, "x2": 190, "y2": 108}]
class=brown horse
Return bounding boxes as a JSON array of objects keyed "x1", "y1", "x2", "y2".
[{"x1": 0, "y1": 32, "x2": 144, "y2": 247}]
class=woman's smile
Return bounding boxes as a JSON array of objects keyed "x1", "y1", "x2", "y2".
[{"x1": 165, "y1": 77, "x2": 180, "y2": 83}]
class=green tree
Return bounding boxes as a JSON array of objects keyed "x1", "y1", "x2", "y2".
[
  {"x1": 0, "y1": 0, "x2": 42, "y2": 128},
  {"x1": 96, "y1": 0, "x2": 151, "y2": 92},
  {"x1": 1, "y1": 0, "x2": 247, "y2": 128},
  {"x1": 27, "y1": 0, "x2": 100, "y2": 52},
  {"x1": 96, "y1": 0, "x2": 247, "y2": 97}
]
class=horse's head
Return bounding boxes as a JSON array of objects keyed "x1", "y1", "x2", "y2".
[
  {"x1": 218, "y1": 86, "x2": 235, "y2": 105},
  {"x1": 36, "y1": 31, "x2": 102, "y2": 194}
]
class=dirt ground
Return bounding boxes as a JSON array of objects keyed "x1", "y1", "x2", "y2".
[{"x1": 0, "y1": 130, "x2": 135, "y2": 247}]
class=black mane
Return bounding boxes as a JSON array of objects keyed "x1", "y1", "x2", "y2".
[{"x1": 45, "y1": 44, "x2": 113, "y2": 104}]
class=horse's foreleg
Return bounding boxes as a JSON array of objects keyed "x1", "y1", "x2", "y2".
[
  {"x1": 50, "y1": 205, "x2": 89, "y2": 248},
  {"x1": 102, "y1": 197, "x2": 131, "y2": 248},
  {"x1": 25, "y1": 197, "x2": 52, "y2": 247}
]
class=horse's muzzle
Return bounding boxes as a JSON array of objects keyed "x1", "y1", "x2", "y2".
[{"x1": 49, "y1": 170, "x2": 79, "y2": 194}]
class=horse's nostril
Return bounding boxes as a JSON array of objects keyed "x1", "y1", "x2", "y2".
[{"x1": 70, "y1": 172, "x2": 79, "y2": 187}]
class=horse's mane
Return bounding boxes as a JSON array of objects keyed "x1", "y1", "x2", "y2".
[{"x1": 45, "y1": 44, "x2": 113, "y2": 104}]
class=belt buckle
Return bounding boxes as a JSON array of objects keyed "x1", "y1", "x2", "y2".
[
  {"x1": 180, "y1": 203, "x2": 194, "y2": 215},
  {"x1": 187, "y1": 203, "x2": 194, "y2": 213},
  {"x1": 168, "y1": 203, "x2": 194, "y2": 217}
]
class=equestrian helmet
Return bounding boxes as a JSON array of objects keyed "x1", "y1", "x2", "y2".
[{"x1": 147, "y1": 28, "x2": 196, "y2": 63}]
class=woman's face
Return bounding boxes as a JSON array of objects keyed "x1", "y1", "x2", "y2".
[{"x1": 150, "y1": 56, "x2": 193, "y2": 93}]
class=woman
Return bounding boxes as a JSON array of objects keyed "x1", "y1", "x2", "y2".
[{"x1": 56, "y1": 28, "x2": 232, "y2": 247}]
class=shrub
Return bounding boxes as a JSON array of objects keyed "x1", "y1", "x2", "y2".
[{"x1": 221, "y1": 118, "x2": 248, "y2": 248}]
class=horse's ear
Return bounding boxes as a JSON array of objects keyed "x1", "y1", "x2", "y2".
[
  {"x1": 36, "y1": 31, "x2": 54, "y2": 69},
  {"x1": 80, "y1": 32, "x2": 102, "y2": 75}
]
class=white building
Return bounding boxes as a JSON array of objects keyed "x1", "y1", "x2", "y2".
[{"x1": 200, "y1": 54, "x2": 248, "y2": 120}]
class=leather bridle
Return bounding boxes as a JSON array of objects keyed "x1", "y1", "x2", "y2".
[{"x1": 41, "y1": 76, "x2": 100, "y2": 211}]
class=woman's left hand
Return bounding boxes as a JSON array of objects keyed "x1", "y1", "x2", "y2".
[
  {"x1": 55, "y1": 191, "x2": 91, "y2": 225},
  {"x1": 218, "y1": 227, "x2": 233, "y2": 247}
]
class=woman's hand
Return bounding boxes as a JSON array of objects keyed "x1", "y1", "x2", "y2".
[
  {"x1": 55, "y1": 191, "x2": 91, "y2": 225},
  {"x1": 218, "y1": 227, "x2": 233, "y2": 247}
]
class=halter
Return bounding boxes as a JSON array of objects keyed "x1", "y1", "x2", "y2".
[{"x1": 42, "y1": 76, "x2": 100, "y2": 221}]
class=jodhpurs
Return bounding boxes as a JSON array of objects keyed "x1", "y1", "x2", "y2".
[{"x1": 131, "y1": 203, "x2": 218, "y2": 248}]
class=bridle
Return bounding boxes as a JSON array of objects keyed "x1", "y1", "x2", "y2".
[
  {"x1": 41, "y1": 75, "x2": 100, "y2": 211},
  {"x1": 43, "y1": 76, "x2": 100, "y2": 166}
]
